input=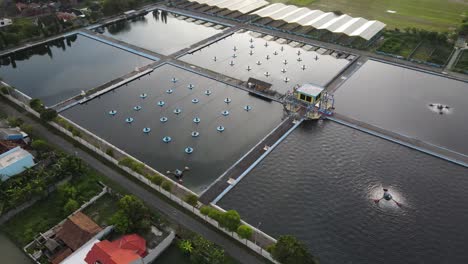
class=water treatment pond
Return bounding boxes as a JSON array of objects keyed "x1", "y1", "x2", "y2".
[
  {"x1": 63, "y1": 64, "x2": 284, "y2": 193},
  {"x1": 0, "y1": 34, "x2": 152, "y2": 106},
  {"x1": 334, "y1": 60, "x2": 468, "y2": 155},
  {"x1": 99, "y1": 10, "x2": 224, "y2": 55},
  {"x1": 181, "y1": 30, "x2": 350, "y2": 94},
  {"x1": 219, "y1": 121, "x2": 468, "y2": 264}
]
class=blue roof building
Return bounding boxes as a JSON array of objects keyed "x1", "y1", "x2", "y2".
[{"x1": 0, "y1": 146, "x2": 35, "y2": 181}]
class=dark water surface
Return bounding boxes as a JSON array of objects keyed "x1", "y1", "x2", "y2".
[
  {"x1": 101, "y1": 11, "x2": 222, "y2": 55},
  {"x1": 334, "y1": 60, "x2": 468, "y2": 155},
  {"x1": 181, "y1": 30, "x2": 350, "y2": 94},
  {"x1": 220, "y1": 121, "x2": 468, "y2": 264},
  {"x1": 63, "y1": 64, "x2": 284, "y2": 193},
  {"x1": 0, "y1": 35, "x2": 152, "y2": 106}
]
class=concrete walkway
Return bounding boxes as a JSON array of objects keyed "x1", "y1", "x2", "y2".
[{"x1": 0, "y1": 98, "x2": 268, "y2": 264}]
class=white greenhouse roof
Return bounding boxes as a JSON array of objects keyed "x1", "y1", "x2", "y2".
[
  {"x1": 188, "y1": 0, "x2": 268, "y2": 14},
  {"x1": 252, "y1": 3, "x2": 386, "y2": 40}
]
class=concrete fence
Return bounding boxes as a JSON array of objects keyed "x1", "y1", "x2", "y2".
[{"x1": 143, "y1": 231, "x2": 175, "y2": 263}]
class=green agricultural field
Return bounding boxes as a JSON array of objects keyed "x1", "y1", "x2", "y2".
[{"x1": 270, "y1": 0, "x2": 468, "y2": 32}]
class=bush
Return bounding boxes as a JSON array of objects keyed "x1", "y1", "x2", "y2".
[
  {"x1": 105, "y1": 148, "x2": 114, "y2": 157},
  {"x1": 218, "y1": 210, "x2": 241, "y2": 232},
  {"x1": 184, "y1": 194, "x2": 198, "y2": 206},
  {"x1": 1, "y1": 86, "x2": 10, "y2": 94},
  {"x1": 63, "y1": 198, "x2": 79, "y2": 214},
  {"x1": 150, "y1": 174, "x2": 163, "y2": 186},
  {"x1": 7, "y1": 117, "x2": 24, "y2": 127},
  {"x1": 111, "y1": 195, "x2": 150, "y2": 234},
  {"x1": 29, "y1": 98, "x2": 44, "y2": 113},
  {"x1": 270, "y1": 235, "x2": 318, "y2": 264},
  {"x1": 40, "y1": 108, "x2": 58, "y2": 121},
  {"x1": 31, "y1": 139, "x2": 50, "y2": 152},
  {"x1": 161, "y1": 180, "x2": 172, "y2": 192},
  {"x1": 118, "y1": 157, "x2": 145, "y2": 174},
  {"x1": 237, "y1": 225, "x2": 253, "y2": 240}
]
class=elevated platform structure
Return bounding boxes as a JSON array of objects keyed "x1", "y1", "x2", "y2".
[{"x1": 283, "y1": 83, "x2": 334, "y2": 120}]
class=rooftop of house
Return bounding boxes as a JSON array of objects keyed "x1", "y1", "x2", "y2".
[
  {"x1": 56, "y1": 212, "x2": 103, "y2": 251},
  {"x1": 84, "y1": 234, "x2": 147, "y2": 264}
]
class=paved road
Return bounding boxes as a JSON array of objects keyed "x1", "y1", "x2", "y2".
[{"x1": 0, "y1": 99, "x2": 267, "y2": 264}]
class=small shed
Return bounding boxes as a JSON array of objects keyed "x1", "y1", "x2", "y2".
[
  {"x1": 294, "y1": 83, "x2": 324, "y2": 104},
  {"x1": 0, "y1": 128, "x2": 24, "y2": 141},
  {"x1": 0, "y1": 146, "x2": 35, "y2": 181}
]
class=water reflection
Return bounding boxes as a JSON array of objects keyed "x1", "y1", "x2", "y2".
[
  {"x1": 99, "y1": 11, "x2": 222, "y2": 55},
  {"x1": 0, "y1": 34, "x2": 152, "y2": 105},
  {"x1": 0, "y1": 35, "x2": 78, "y2": 68}
]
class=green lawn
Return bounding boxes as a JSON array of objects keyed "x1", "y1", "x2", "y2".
[
  {"x1": 82, "y1": 193, "x2": 119, "y2": 227},
  {"x1": 270, "y1": 0, "x2": 468, "y2": 32}
]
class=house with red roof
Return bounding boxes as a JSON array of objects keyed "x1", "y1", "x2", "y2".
[{"x1": 84, "y1": 234, "x2": 147, "y2": 264}]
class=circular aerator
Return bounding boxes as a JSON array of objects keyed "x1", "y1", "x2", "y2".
[{"x1": 185, "y1": 147, "x2": 194, "y2": 154}]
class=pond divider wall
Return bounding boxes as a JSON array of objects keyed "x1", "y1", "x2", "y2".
[
  {"x1": 328, "y1": 115, "x2": 468, "y2": 168},
  {"x1": 77, "y1": 31, "x2": 160, "y2": 61},
  {"x1": 210, "y1": 118, "x2": 304, "y2": 205}
]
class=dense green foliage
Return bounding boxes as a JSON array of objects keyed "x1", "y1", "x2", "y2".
[
  {"x1": 236, "y1": 225, "x2": 253, "y2": 240},
  {"x1": 178, "y1": 235, "x2": 226, "y2": 264},
  {"x1": 2, "y1": 171, "x2": 102, "y2": 245},
  {"x1": 377, "y1": 28, "x2": 453, "y2": 64},
  {"x1": 0, "y1": 152, "x2": 85, "y2": 214},
  {"x1": 40, "y1": 108, "x2": 58, "y2": 121},
  {"x1": 218, "y1": 210, "x2": 241, "y2": 232},
  {"x1": 270, "y1": 235, "x2": 318, "y2": 264},
  {"x1": 149, "y1": 174, "x2": 163, "y2": 186},
  {"x1": 110, "y1": 195, "x2": 150, "y2": 234},
  {"x1": 118, "y1": 157, "x2": 145, "y2": 174},
  {"x1": 161, "y1": 180, "x2": 173, "y2": 192},
  {"x1": 184, "y1": 194, "x2": 198, "y2": 206}
]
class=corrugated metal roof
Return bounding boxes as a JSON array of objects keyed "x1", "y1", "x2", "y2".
[
  {"x1": 252, "y1": 3, "x2": 285, "y2": 16},
  {"x1": 280, "y1": 8, "x2": 311, "y2": 23},
  {"x1": 189, "y1": 0, "x2": 268, "y2": 14},
  {"x1": 350, "y1": 20, "x2": 386, "y2": 40},
  {"x1": 238, "y1": 1, "x2": 268, "y2": 14},
  {"x1": 252, "y1": 4, "x2": 386, "y2": 40}
]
